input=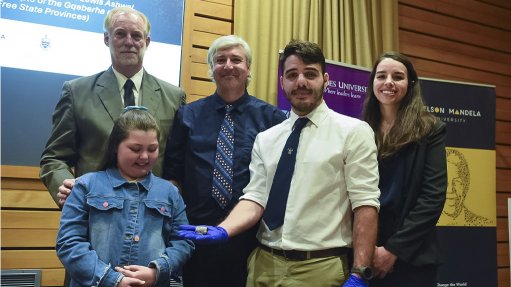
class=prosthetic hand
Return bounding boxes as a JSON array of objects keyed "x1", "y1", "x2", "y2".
[
  {"x1": 342, "y1": 274, "x2": 368, "y2": 287},
  {"x1": 177, "y1": 225, "x2": 229, "y2": 244}
]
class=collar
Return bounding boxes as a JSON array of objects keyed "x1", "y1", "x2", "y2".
[
  {"x1": 112, "y1": 67, "x2": 144, "y2": 94},
  {"x1": 212, "y1": 90, "x2": 251, "y2": 114},
  {"x1": 288, "y1": 100, "x2": 329, "y2": 128},
  {"x1": 106, "y1": 167, "x2": 152, "y2": 191}
]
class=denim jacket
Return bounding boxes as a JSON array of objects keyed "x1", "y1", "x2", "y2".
[{"x1": 56, "y1": 168, "x2": 194, "y2": 287}]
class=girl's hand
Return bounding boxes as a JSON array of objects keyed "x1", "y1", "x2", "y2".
[
  {"x1": 115, "y1": 265, "x2": 156, "y2": 287},
  {"x1": 116, "y1": 276, "x2": 145, "y2": 287}
]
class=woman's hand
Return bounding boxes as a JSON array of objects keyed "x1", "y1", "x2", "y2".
[{"x1": 372, "y1": 246, "x2": 397, "y2": 279}]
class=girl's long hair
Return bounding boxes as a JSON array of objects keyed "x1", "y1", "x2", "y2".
[{"x1": 101, "y1": 108, "x2": 160, "y2": 170}]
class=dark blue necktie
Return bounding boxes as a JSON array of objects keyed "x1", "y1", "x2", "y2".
[
  {"x1": 263, "y1": 117, "x2": 309, "y2": 230},
  {"x1": 123, "y1": 79, "x2": 135, "y2": 107},
  {"x1": 212, "y1": 105, "x2": 235, "y2": 208}
]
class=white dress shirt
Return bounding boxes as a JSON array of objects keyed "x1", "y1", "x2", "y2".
[
  {"x1": 113, "y1": 67, "x2": 144, "y2": 106},
  {"x1": 240, "y1": 100, "x2": 380, "y2": 251}
]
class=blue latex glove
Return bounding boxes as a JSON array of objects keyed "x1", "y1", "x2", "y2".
[
  {"x1": 342, "y1": 274, "x2": 368, "y2": 287},
  {"x1": 177, "y1": 224, "x2": 229, "y2": 244}
]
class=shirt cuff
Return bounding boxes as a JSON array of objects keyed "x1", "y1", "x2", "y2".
[
  {"x1": 98, "y1": 266, "x2": 121, "y2": 287},
  {"x1": 149, "y1": 257, "x2": 172, "y2": 284},
  {"x1": 113, "y1": 274, "x2": 125, "y2": 287}
]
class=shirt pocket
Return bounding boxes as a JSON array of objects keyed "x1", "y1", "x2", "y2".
[
  {"x1": 86, "y1": 195, "x2": 125, "y2": 244},
  {"x1": 143, "y1": 199, "x2": 174, "y2": 246}
]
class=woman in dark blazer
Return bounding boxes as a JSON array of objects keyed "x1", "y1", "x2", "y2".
[{"x1": 362, "y1": 52, "x2": 447, "y2": 287}]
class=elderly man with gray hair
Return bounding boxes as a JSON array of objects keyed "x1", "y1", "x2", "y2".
[{"x1": 163, "y1": 35, "x2": 286, "y2": 287}]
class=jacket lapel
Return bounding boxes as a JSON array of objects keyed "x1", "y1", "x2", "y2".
[
  {"x1": 96, "y1": 67, "x2": 123, "y2": 122},
  {"x1": 140, "y1": 71, "x2": 162, "y2": 117}
]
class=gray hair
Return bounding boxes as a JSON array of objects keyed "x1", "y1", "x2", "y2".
[
  {"x1": 104, "y1": 7, "x2": 151, "y2": 37},
  {"x1": 207, "y1": 35, "x2": 252, "y2": 84}
]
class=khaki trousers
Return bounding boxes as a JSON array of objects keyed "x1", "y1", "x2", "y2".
[{"x1": 246, "y1": 246, "x2": 349, "y2": 287}]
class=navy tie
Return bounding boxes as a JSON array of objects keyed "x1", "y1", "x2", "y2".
[
  {"x1": 263, "y1": 117, "x2": 309, "y2": 230},
  {"x1": 212, "y1": 105, "x2": 235, "y2": 208},
  {"x1": 123, "y1": 79, "x2": 135, "y2": 107}
]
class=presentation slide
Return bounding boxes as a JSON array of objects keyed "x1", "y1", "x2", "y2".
[{"x1": 1, "y1": 0, "x2": 185, "y2": 165}]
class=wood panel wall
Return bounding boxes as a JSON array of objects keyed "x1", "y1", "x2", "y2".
[
  {"x1": 1, "y1": 166, "x2": 63, "y2": 287},
  {"x1": 398, "y1": 0, "x2": 511, "y2": 286},
  {"x1": 180, "y1": 0, "x2": 234, "y2": 103}
]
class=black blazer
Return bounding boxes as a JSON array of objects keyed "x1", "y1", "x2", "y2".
[{"x1": 382, "y1": 120, "x2": 447, "y2": 266}]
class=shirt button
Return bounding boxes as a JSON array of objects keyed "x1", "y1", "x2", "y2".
[
  {"x1": 134, "y1": 235, "x2": 140, "y2": 242},
  {"x1": 103, "y1": 202, "x2": 108, "y2": 208},
  {"x1": 160, "y1": 207, "x2": 166, "y2": 213}
]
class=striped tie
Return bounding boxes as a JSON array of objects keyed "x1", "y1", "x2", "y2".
[{"x1": 212, "y1": 105, "x2": 235, "y2": 208}]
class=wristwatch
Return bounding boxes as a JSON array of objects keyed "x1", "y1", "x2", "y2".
[{"x1": 351, "y1": 266, "x2": 373, "y2": 280}]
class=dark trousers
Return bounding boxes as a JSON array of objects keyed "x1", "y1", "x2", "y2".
[
  {"x1": 370, "y1": 261, "x2": 438, "y2": 287},
  {"x1": 183, "y1": 226, "x2": 258, "y2": 287},
  {"x1": 64, "y1": 271, "x2": 71, "y2": 287}
]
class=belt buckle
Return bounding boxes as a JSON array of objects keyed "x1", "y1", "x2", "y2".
[
  {"x1": 282, "y1": 250, "x2": 308, "y2": 260},
  {"x1": 301, "y1": 251, "x2": 311, "y2": 260}
]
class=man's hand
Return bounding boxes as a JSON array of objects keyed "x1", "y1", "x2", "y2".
[
  {"x1": 58, "y1": 178, "x2": 75, "y2": 207},
  {"x1": 115, "y1": 265, "x2": 156, "y2": 287},
  {"x1": 342, "y1": 274, "x2": 368, "y2": 287},
  {"x1": 177, "y1": 225, "x2": 229, "y2": 244}
]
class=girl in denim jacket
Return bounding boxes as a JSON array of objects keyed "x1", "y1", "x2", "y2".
[{"x1": 56, "y1": 107, "x2": 194, "y2": 287}]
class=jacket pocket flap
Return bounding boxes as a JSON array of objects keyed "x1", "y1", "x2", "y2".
[
  {"x1": 144, "y1": 200, "x2": 172, "y2": 217},
  {"x1": 87, "y1": 196, "x2": 124, "y2": 210}
]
